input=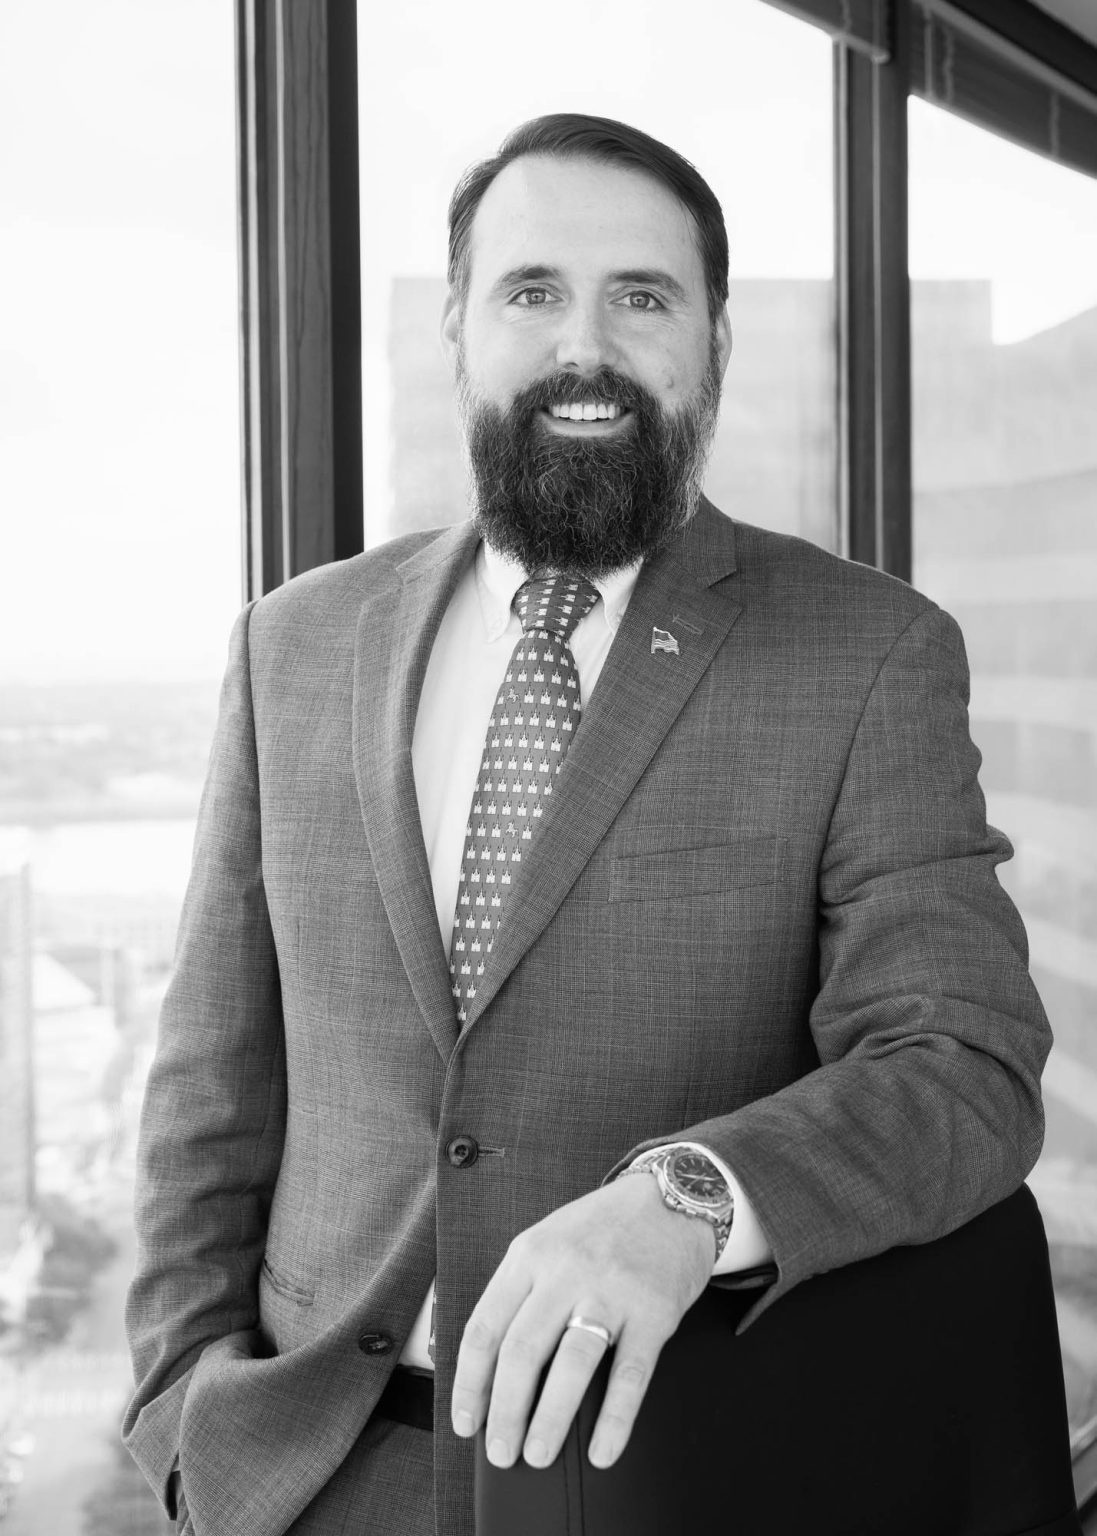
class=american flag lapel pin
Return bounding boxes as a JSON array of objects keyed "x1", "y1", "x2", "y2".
[{"x1": 651, "y1": 627, "x2": 680, "y2": 657}]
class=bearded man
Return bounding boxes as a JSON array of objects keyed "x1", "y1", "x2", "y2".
[{"x1": 124, "y1": 115, "x2": 1053, "y2": 1536}]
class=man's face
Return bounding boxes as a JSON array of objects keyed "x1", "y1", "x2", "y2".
[{"x1": 441, "y1": 154, "x2": 732, "y2": 576}]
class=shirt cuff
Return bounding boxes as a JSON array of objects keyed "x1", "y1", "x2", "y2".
[{"x1": 626, "y1": 1140, "x2": 774, "y2": 1276}]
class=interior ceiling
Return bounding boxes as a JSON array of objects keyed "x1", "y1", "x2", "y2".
[{"x1": 1027, "y1": 0, "x2": 1097, "y2": 51}]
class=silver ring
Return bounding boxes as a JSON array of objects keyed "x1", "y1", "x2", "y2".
[{"x1": 564, "y1": 1314, "x2": 614, "y2": 1347}]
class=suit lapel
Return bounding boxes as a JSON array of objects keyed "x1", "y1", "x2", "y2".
[
  {"x1": 352, "y1": 521, "x2": 479, "y2": 1061},
  {"x1": 461, "y1": 503, "x2": 744, "y2": 1031}
]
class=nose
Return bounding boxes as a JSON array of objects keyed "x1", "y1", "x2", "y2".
[{"x1": 553, "y1": 298, "x2": 617, "y2": 376}]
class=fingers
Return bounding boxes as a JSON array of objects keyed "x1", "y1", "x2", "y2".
[
  {"x1": 527, "y1": 1319, "x2": 666, "y2": 1471},
  {"x1": 483, "y1": 1296, "x2": 585, "y2": 1468},
  {"x1": 467, "y1": 1305, "x2": 669, "y2": 1472},
  {"x1": 450, "y1": 1267, "x2": 533, "y2": 1442},
  {"x1": 453, "y1": 1285, "x2": 623, "y2": 1469},
  {"x1": 519, "y1": 1315, "x2": 613, "y2": 1468},
  {"x1": 587, "y1": 1338, "x2": 657, "y2": 1468}
]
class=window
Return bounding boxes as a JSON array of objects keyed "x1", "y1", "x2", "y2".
[
  {"x1": 909, "y1": 94, "x2": 1097, "y2": 1454},
  {"x1": 358, "y1": 0, "x2": 837, "y2": 553},
  {"x1": 0, "y1": 1, "x2": 239, "y2": 1525},
  {"x1": 5, "y1": 0, "x2": 1092, "y2": 1518}
]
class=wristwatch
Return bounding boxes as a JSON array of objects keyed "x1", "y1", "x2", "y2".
[{"x1": 624, "y1": 1144, "x2": 734, "y2": 1261}]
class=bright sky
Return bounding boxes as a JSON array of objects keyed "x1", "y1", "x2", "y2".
[
  {"x1": 0, "y1": 0, "x2": 240, "y2": 685},
  {"x1": 1, "y1": 0, "x2": 1095, "y2": 681},
  {"x1": 908, "y1": 96, "x2": 1097, "y2": 342}
]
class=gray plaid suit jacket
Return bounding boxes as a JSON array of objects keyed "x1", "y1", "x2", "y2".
[{"x1": 124, "y1": 501, "x2": 1050, "y2": 1536}]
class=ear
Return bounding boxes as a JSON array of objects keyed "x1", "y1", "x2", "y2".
[
  {"x1": 440, "y1": 287, "x2": 462, "y2": 371},
  {"x1": 713, "y1": 306, "x2": 733, "y2": 381}
]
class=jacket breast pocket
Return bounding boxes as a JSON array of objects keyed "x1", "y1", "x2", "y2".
[{"x1": 608, "y1": 835, "x2": 785, "y2": 903}]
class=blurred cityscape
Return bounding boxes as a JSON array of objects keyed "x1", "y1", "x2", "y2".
[
  {"x1": 0, "y1": 685, "x2": 217, "y2": 1531},
  {"x1": 0, "y1": 277, "x2": 1094, "y2": 1527}
]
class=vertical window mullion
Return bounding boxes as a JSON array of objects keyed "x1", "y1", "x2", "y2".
[
  {"x1": 235, "y1": 0, "x2": 363, "y2": 602},
  {"x1": 835, "y1": 1, "x2": 913, "y2": 580}
]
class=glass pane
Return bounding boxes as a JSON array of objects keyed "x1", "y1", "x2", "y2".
[
  {"x1": 0, "y1": 1, "x2": 239, "y2": 1528},
  {"x1": 358, "y1": 0, "x2": 837, "y2": 552},
  {"x1": 909, "y1": 97, "x2": 1097, "y2": 1453}
]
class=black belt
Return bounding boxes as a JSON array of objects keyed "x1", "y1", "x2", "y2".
[{"x1": 376, "y1": 1366, "x2": 435, "y2": 1431}]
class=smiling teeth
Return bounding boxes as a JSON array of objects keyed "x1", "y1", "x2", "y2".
[{"x1": 549, "y1": 402, "x2": 621, "y2": 421}]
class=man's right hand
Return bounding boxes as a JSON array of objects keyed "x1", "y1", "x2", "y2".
[{"x1": 451, "y1": 1173, "x2": 715, "y2": 1472}]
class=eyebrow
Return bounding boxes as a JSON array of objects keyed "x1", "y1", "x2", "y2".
[
  {"x1": 490, "y1": 264, "x2": 559, "y2": 296},
  {"x1": 488, "y1": 264, "x2": 691, "y2": 306},
  {"x1": 610, "y1": 268, "x2": 690, "y2": 306}
]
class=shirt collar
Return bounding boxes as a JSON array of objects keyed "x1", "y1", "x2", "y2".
[{"x1": 475, "y1": 540, "x2": 643, "y2": 642}]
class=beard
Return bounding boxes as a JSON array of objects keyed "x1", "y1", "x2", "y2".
[{"x1": 455, "y1": 347, "x2": 722, "y2": 578}]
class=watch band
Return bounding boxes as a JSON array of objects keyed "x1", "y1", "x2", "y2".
[{"x1": 625, "y1": 1144, "x2": 735, "y2": 1261}]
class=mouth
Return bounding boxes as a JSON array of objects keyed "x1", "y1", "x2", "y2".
[{"x1": 539, "y1": 400, "x2": 634, "y2": 436}]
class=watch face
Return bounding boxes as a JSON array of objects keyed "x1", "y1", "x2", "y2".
[{"x1": 668, "y1": 1150, "x2": 729, "y2": 1208}]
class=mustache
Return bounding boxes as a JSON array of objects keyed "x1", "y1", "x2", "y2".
[{"x1": 510, "y1": 369, "x2": 653, "y2": 419}]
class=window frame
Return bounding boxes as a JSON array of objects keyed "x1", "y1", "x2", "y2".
[
  {"x1": 236, "y1": 0, "x2": 1097, "y2": 1508},
  {"x1": 835, "y1": 1, "x2": 914, "y2": 577},
  {"x1": 234, "y1": 0, "x2": 1097, "y2": 595},
  {"x1": 235, "y1": 0, "x2": 363, "y2": 601}
]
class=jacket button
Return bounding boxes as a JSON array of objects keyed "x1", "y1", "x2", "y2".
[
  {"x1": 446, "y1": 1135, "x2": 479, "y2": 1168},
  {"x1": 357, "y1": 1331, "x2": 393, "y2": 1355}
]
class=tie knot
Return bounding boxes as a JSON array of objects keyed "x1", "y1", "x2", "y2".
[{"x1": 514, "y1": 573, "x2": 600, "y2": 642}]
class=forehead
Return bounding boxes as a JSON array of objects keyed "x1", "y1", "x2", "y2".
[{"x1": 465, "y1": 154, "x2": 706, "y2": 298}]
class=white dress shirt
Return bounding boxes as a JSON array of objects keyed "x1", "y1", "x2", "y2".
[{"x1": 401, "y1": 540, "x2": 772, "y2": 1370}]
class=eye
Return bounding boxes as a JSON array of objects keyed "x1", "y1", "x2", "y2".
[
  {"x1": 512, "y1": 288, "x2": 552, "y2": 307},
  {"x1": 624, "y1": 291, "x2": 662, "y2": 311}
]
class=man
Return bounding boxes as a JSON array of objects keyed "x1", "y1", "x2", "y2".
[{"x1": 124, "y1": 115, "x2": 1050, "y2": 1536}]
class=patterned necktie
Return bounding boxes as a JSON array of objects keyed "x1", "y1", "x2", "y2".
[{"x1": 448, "y1": 572, "x2": 601, "y2": 1026}]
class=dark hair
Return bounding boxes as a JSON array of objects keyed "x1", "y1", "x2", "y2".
[{"x1": 447, "y1": 113, "x2": 729, "y2": 322}]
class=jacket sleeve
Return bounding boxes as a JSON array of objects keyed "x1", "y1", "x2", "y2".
[
  {"x1": 610, "y1": 604, "x2": 1051, "y2": 1324},
  {"x1": 122, "y1": 603, "x2": 287, "y2": 1509}
]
